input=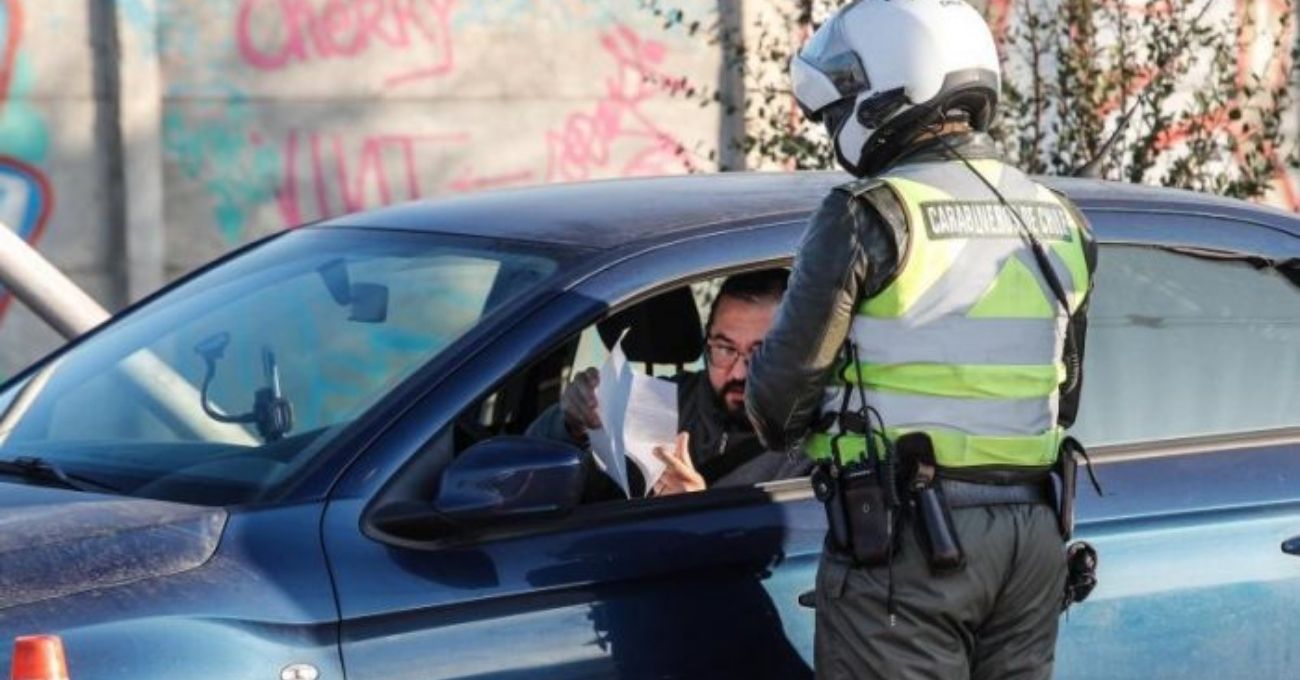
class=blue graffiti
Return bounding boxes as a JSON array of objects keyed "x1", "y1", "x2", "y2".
[
  {"x1": 0, "y1": 160, "x2": 49, "y2": 242},
  {"x1": 163, "y1": 84, "x2": 280, "y2": 245},
  {"x1": 120, "y1": 0, "x2": 155, "y2": 30}
]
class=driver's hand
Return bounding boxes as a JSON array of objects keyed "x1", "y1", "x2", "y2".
[
  {"x1": 652, "y1": 432, "x2": 705, "y2": 496},
  {"x1": 561, "y1": 367, "x2": 602, "y2": 440}
]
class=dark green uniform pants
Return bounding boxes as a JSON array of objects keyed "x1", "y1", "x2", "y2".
[{"x1": 815, "y1": 503, "x2": 1065, "y2": 680}]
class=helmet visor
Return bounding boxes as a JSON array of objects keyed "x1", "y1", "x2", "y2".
[{"x1": 797, "y1": 18, "x2": 870, "y2": 119}]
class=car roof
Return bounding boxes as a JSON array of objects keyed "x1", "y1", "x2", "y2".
[{"x1": 318, "y1": 171, "x2": 1300, "y2": 249}]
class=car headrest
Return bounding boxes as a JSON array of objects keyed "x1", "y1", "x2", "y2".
[{"x1": 597, "y1": 287, "x2": 703, "y2": 365}]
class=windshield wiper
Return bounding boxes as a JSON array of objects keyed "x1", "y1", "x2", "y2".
[{"x1": 0, "y1": 456, "x2": 122, "y2": 494}]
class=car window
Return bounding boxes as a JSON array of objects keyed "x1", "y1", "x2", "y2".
[
  {"x1": 449, "y1": 272, "x2": 798, "y2": 506},
  {"x1": 1070, "y1": 244, "x2": 1300, "y2": 447},
  {"x1": 460, "y1": 281, "x2": 710, "y2": 442},
  {"x1": 569, "y1": 281, "x2": 712, "y2": 380},
  {"x1": 0, "y1": 229, "x2": 563, "y2": 505}
]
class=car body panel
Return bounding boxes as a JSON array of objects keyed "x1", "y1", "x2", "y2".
[
  {"x1": 324, "y1": 222, "x2": 817, "y2": 677},
  {"x1": 327, "y1": 488, "x2": 822, "y2": 678},
  {"x1": 1062, "y1": 442, "x2": 1300, "y2": 678},
  {"x1": 1056, "y1": 209, "x2": 1300, "y2": 678},
  {"x1": 1, "y1": 173, "x2": 1299, "y2": 678},
  {"x1": 0, "y1": 496, "x2": 342, "y2": 680},
  {"x1": 0, "y1": 483, "x2": 225, "y2": 609}
]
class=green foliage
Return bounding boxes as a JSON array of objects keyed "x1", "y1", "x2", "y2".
[
  {"x1": 641, "y1": 0, "x2": 838, "y2": 170},
  {"x1": 999, "y1": 0, "x2": 1295, "y2": 199},
  {"x1": 642, "y1": 0, "x2": 1297, "y2": 202}
]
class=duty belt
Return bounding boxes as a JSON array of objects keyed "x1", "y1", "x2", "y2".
[{"x1": 939, "y1": 478, "x2": 1050, "y2": 508}]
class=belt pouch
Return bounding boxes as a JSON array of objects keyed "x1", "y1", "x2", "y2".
[
  {"x1": 1063, "y1": 541, "x2": 1099, "y2": 610},
  {"x1": 896, "y1": 432, "x2": 965, "y2": 572}
]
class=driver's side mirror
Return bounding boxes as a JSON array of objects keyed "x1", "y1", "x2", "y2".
[
  {"x1": 372, "y1": 437, "x2": 585, "y2": 540},
  {"x1": 435, "y1": 436, "x2": 584, "y2": 523}
]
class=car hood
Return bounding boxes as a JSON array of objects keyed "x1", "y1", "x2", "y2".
[{"x1": 0, "y1": 481, "x2": 227, "y2": 609}]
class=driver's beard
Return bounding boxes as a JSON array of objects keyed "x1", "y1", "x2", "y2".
[{"x1": 716, "y1": 379, "x2": 751, "y2": 429}]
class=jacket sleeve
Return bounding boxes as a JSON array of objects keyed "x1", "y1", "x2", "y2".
[{"x1": 745, "y1": 187, "x2": 903, "y2": 453}]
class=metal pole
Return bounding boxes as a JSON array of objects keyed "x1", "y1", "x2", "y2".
[
  {"x1": 717, "y1": 0, "x2": 747, "y2": 171},
  {"x1": 0, "y1": 223, "x2": 256, "y2": 445},
  {"x1": 0, "y1": 222, "x2": 108, "y2": 338}
]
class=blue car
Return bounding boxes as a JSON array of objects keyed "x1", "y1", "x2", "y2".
[{"x1": 1, "y1": 172, "x2": 1299, "y2": 679}]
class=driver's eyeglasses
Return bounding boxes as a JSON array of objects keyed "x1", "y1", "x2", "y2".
[{"x1": 706, "y1": 340, "x2": 759, "y2": 369}]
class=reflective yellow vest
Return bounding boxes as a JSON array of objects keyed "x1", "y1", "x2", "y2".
[{"x1": 807, "y1": 159, "x2": 1091, "y2": 470}]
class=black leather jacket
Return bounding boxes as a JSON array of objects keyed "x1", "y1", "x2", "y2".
[{"x1": 745, "y1": 133, "x2": 1098, "y2": 457}]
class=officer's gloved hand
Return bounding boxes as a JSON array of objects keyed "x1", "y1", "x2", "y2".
[{"x1": 561, "y1": 367, "x2": 603, "y2": 441}]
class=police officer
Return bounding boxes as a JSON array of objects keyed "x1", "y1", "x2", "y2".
[{"x1": 745, "y1": 1, "x2": 1096, "y2": 678}]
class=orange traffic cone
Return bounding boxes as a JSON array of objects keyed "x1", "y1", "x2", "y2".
[{"x1": 10, "y1": 635, "x2": 69, "y2": 680}]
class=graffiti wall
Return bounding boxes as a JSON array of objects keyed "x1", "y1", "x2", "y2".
[
  {"x1": 0, "y1": 0, "x2": 721, "y2": 377},
  {"x1": 158, "y1": 0, "x2": 718, "y2": 271},
  {"x1": 0, "y1": 1, "x2": 120, "y2": 379},
  {"x1": 0, "y1": 0, "x2": 1297, "y2": 380}
]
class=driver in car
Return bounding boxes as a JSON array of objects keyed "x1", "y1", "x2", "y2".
[{"x1": 527, "y1": 269, "x2": 811, "y2": 498}]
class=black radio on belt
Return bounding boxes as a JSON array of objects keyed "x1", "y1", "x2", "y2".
[
  {"x1": 813, "y1": 341, "x2": 902, "y2": 566},
  {"x1": 813, "y1": 423, "x2": 900, "y2": 566}
]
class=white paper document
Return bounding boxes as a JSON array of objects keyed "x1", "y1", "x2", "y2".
[{"x1": 587, "y1": 341, "x2": 680, "y2": 497}]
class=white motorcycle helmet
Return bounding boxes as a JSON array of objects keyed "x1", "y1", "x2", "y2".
[{"x1": 791, "y1": 0, "x2": 1002, "y2": 177}]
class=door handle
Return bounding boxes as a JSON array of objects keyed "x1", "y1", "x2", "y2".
[
  {"x1": 798, "y1": 589, "x2": 816, "y2": 609},
  {"x1": 1282, "y1": 536, "x2": 1300, "y2": 555}
]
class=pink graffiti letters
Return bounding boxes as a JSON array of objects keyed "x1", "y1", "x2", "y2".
[
  {"x1": 236, "y1": 0, "x2": 457, "y2": 88},
  {"x1": 447, "y1": 166, "x2": 537, "y2": 194},
  {"x1": 546, "y1": 26, "x2": 696, "y2": 183},
  {"x1": 277, "y1": 129, "x2": 469, "y2": 225}
]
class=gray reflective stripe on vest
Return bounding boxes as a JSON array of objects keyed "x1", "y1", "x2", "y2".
[
  {"x1": 851, "y1": 314, "x2": 1068, "y2": 366},
  {"x1": 821, "y1": 386, "x2": 1055, "y2": 436}
]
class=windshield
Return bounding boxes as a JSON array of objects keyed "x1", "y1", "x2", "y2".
[{"x1": 0, "y1": 228, "x2": 560, "y2": 505}]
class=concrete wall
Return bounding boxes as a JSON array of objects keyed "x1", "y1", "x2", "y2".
[
  {"x1": 0, "y1": 0, "x2": 1296, "y2": 379},
  {"x1": 0, "y1": 0, "x2": 726, "y2": 378}
]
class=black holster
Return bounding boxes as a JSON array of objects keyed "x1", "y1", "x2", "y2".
[
  {"x1": 1052, "y1": 435, "x2": 1106, "y2": 539},
  {"x1": 1051, "y1": 437, "x2": 1081, "y2": 540},
  {"x1": 896, "y1": 432, "x2": 966, "y2": 573},
  {"x1": 913, "y1": 479, "x2": 966, "y2": 572}
]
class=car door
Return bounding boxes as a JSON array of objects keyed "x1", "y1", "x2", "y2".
[
  {"x1": 322, "y1": 221, "x2": 824, "y2": 679},
  {"x1": 1056, "y1": 209, "x2": 1300, "y2": 679}
]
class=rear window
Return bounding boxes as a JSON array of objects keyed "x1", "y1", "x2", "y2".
[{"x1": 1071, "y1": 245, "x2": 1300, "y2": 446}]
